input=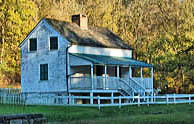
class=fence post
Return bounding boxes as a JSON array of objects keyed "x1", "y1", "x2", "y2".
[
  {"x1": 12, "y1": 94, "x2": 14, "y2": 104},
  {"x1": 24, "y1": 93, "x2": 27, "y2": 106},
  {"x1": 21, "y1": 94, "x2": 23, "y2": 105},
  {"x1": 173, "y1": 94, "x2": 176, "y2": 104},
  {"x1": 189, "y1": 95, "x2": 191, "y2": 104},
  {"x1": 12, "y1": 94, "x2": 13, "y2": 104},
  {"x1": 119, "y1": 96, "x2": 121, "y2": 109},
  {"x1": 151, "y1": 92, "x2": 154, "y2": 103},
  {"x1": 143, "y1": 92, "x2": 146, "y2": 101},
  {"x1": 147, "y1": 96, "x2": 149, "y2": 107},
  {"x1": 4, "y1": 93, "x2": 6, "y2": 104},
  {"x1": 72, "y1": 95, "x2": 75, "y2": 105},
  {"x1": 1, "y1": 94, "x2": 3, "y2": 104},
  {"x1": 68, "y1": 94, "x2": 70, "y2": 105},
  {"x1": 166, "y1": 94, "x2": 168, "y2": 105},
  {"x1": 111, "y1": 92, "x2": 114, "y2": 105},
  {"x1": 98, "y1": 96, "x2": 100, "y2": 110},
  {"x1": 90, "y1": 92, "x2": 93, "y2": 104},
  {"x1": 17, "y1": 94, "x2": 19, "y2": 105},
  {"x1": 16, "y1": 94, "x2": 18, "y2": 105},
  {"x1": 138, "y1": 95, "x2": 140, "y2": 107}
]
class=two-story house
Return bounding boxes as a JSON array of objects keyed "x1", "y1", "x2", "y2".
[{"x1": 19, "y1": 14, "x2": 153, "y2": 104}]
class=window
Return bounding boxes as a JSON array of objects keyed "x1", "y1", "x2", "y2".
[
  {"x1": 40, "y1": 64, "x2": 48, "y2": 80},
  {"x1": 50, "y1": 37, "x2": 58, "y2": 50},
  {"x1": 29, "y1": 38, "x2": 37, "y2": 51}
]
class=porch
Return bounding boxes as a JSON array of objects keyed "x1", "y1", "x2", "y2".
[
  {"x1": 69, "y1": 76, "x2": 153, "y2": 91},
  {"x1": 69, "y1": 53, "x2": 153, "y2": 96}
]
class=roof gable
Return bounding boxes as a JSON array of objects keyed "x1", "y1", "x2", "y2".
[{"x1": 19, "y1": 19, "x2": 70, "y2": 48}]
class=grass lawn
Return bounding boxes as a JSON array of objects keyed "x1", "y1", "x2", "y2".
[{"x1": 0, "y1": 104, "x2": 194, "y2": 124}]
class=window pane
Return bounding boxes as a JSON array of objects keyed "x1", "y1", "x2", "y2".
[
  {"x1": 45, "y1": 64, "x2": 48, "y2": 80},
  {"x1": 40, "y1": 64, "x2": 48, "y2": 80},
  {"x1": 50, "y1": 37, "x2": 58, "y2": 50},
  {"x1": 29, "y1": 38, "x2": 37, "y2": 51},
  {"x1": 40, "y1": 65, "x2": 43, "y2": 80}
]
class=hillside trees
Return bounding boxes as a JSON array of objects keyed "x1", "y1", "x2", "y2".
[
  {"x1": 0, "y1": 0, "x2": 37, "y2": 87},
  {"x1": 124, "y1": 0, "x2": 194, "y2": 93}
]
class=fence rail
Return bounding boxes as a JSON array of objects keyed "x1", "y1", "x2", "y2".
[
  {"x1": 0, "y1": 91, "x2": 194, "y2": 110},
  {"x1": 0, "y1": 88, "x2": 21, "y2": 94}
]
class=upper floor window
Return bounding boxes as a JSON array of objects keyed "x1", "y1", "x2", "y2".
[
  {"x1": 50, "y1": 37, "x2": 58, "y2": 50},
  {"x1": 29, "y1": 38, "x2": 37, "y2": 52},
  {"x1": 40, "y1": 64, "x2": 48, "y2": 80}
]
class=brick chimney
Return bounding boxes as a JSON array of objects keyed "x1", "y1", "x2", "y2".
[{"x1": 72, "y1": 14, "x2": 88, "y2": 30}]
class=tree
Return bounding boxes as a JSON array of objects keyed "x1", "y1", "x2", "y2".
[{"x1": 0, "y1": 0, "x2": 37, "y2": 87}]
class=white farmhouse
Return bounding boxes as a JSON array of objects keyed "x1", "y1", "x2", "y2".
[{"x1": 19, "y1": 14, "x2": 153, "y2": 104}]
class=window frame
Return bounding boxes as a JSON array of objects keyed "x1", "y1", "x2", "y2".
[
  {"x1": 29, "y1": 38, "x2": 37, "y2": 52},
  {"x1": 49, "y1": 36, "x2": 58, "y2": 50},
  {"x1": 40, "y1": 64, "x2": 48, "y2": 81}
]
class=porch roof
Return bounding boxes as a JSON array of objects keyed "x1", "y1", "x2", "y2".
[{"x1": 70, "y1": 53, "x2": 153, "y2": 67}]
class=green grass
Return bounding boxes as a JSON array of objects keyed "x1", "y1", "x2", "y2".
[{"x1": 1, "y1": 104, "x2": 194, "y2": 124}]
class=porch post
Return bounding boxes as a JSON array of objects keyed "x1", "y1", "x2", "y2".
[
  {"x1": 68, "y1": 75, "x2": 71, "y2": 89},
  {"x1": 117, "y1": 65, "x2": 119, "y2": 78},
  {"x1": 91, "y1": 64, "x2": 94, "y2": 90},
  {"x1": 117, "y1": 65, "x2": 119, "y2": 89},
  {"x1": 151, "y1": 67, "x2": 154, "y2": 90},
  {"x1": 141, "y1": 67, "x2": 143, "y2": 79},
  {"x1": 151, "y1": 67, "x2": 153, "y2": 79},
  {"x1": 151, "y1": 67, "x2": 154, "y2": 102},
  {"x1": 105, "y1": 65, "x2": 107, "y2": 89},
  {"x1": 129, "y1": 66, "x2": 132, "y2": 78}
]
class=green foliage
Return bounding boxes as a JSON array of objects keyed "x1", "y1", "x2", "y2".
[{"x1": 0, "y1": 0, "x2": 37, "y2": 85}]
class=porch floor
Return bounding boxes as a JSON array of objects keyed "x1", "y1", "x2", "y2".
[{"x1": 69, "y1": 89, "x2": 118, "y2": 93}]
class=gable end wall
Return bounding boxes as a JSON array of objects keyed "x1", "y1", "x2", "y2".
[{"x1": 20, "y1": 20, "x2": 69, "y2": 93}]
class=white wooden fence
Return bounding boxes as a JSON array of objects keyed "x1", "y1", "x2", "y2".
[
  {"x1": 0, "y1": 91, "x2": 194, "y2": 110},
  {"x1": 0, "y1": 88, "x2": 21, "y2": 94},
  {"x1": 68, "y1": 94, "x2": 194, "y2": 110}
]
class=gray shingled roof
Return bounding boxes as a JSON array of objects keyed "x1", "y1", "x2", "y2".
[
  {"x1": 70, "y1": 53, "x2": 153, "y2": 67},
  {"x1": 45, "y1": 18, "x2": 132, "y2": 49}
]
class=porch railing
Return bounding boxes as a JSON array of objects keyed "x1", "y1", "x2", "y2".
[
  {"x1": 94, "y1": 76, "x2": 119, "y2": 90},
  {"x1": 70, "y1": 76, "x2": 119, "y2": 90},
  {"x1": 70, "y1": 77, "x2": 91, "y2": 89},
  {"x1": 70, "y1": 76, "x2": 153, "y2": 92},
  {"x1": 132, "y1": 77, "x2": 153, "y2": 89}
]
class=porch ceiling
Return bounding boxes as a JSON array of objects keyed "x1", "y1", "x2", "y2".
[{"x1": 70, "y1": 53, "x2": 153, "y2": 67}]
